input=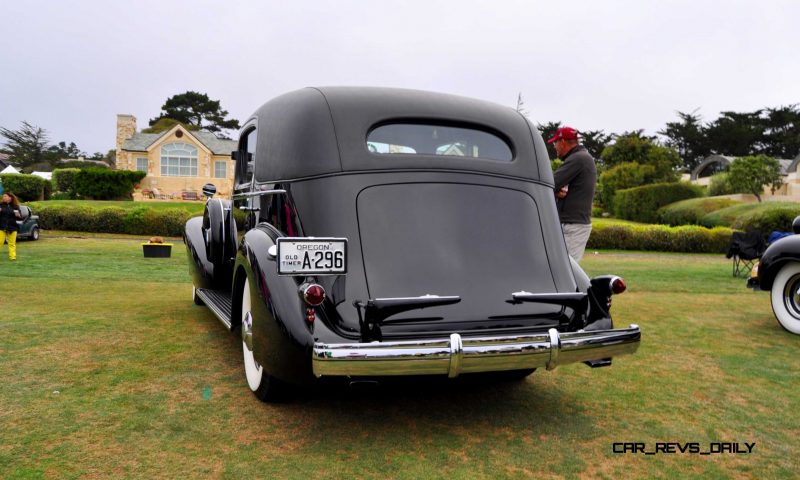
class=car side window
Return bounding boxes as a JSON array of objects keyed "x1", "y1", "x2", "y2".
[
  {"x1": 235, "y1": 127, "x2": 257, "y2": 189},
  {"x1": 264, "y1": 186, "x2": 300, "y2": 237}
]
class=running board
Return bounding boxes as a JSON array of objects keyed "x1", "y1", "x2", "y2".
[{"x1": 196, "y1": 288, "x2": 233, "y2": 330}]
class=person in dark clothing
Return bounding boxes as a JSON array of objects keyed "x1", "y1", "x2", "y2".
[
  {"x1": 0, "y1": 192, "x2": 22, "y2": 261},
  {"x1": 548, "y1": 126, "x2": 597, "y2": 261}
]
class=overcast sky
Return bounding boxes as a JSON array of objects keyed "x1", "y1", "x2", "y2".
[{"x1": 1, "y1": 0, "x2": 798, "y2": 155}]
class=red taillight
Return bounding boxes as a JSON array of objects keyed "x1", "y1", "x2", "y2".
[
  {"x1": 300, "y1": 283, "x2": 326, "y2": 306},
  {"x1": 611, "y1": 276, "x2": 626, "y2": 295}
]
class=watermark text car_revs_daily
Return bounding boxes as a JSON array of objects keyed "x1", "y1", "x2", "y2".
[{"x1": 613, "y1": 442, "x2": 755, "y2": 455}]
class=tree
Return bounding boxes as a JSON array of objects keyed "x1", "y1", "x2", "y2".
[
  {"x1": 537, "y1": 121, "x2": 561, "y2": 160},
  {"x1": 149, "y1": 91, "x2": 240, "y2": 136},
  {"x1": 762, "y1": 105, "x2": 800, "y2": 159},
  {"x1": 104, "y1": 149, "x2": 116, "y2": 167},
  {"x1": 596, "y1": 131, "x2": 681, "y2": 209},
  {"x1": 580, "y1": 129, "x2": 613, "y2": 162},
  {"x1": 142, "y1": 117, "x2": 200, "y2": 134},
  {"x1": 727, "y1": 155, "x2": 783, "y2": 202},
  {"x1": 0, "y1": 121, "x2": 50, "y2": 169},
  {"x1": 537, "y1": 121, "x2": 560, "y2": 159},
  {"x1": 600, "y1": 130, "x2": 681, "y2": 177},
  {"x1": 705, "y1": 110, "x2": 764, "y2": 157},
  {"x1": 658, "y1": 110, "x2": 710, "y2": 172},
  {"x1": 47, "y1": 141, "x2": 86, "y2": 160},
  {"x1": 536, "y1": 122, "x2": 612, "y2": 161}
]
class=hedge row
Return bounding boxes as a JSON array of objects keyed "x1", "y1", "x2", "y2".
[
  {"x1": 588, "y1": 222, "x2": 734, "y2": 253},
  {"x1": 658, "y1": 197, "x2": 742, "y2": 226},
  {"x1": 613, "y1": 182, "x2": 704, "y2": 224},
  {"x1": 31, "y1": 203, "x2": 734, "y2": 253},
  {"x1": 728, "y1": 205, "x2": 800, "y2": 234},
  {"x1": 35, "y1": 205, "x2": 196, "y2": 237},
  {"x1": 659, "y1": 198, "x2": 800, "y2": 234},
  {"x1": 0, "y1": 173, "x2": 51, "y2": 201}
]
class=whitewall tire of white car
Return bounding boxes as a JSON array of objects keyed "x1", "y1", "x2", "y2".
[{"x1": 770, "y1": 262, "x2": 800, "y2": 334}]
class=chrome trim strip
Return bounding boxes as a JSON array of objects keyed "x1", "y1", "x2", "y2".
[
  {"x1": 231, "y1": 189, "x2": 287, "y2": 200},
  {"x1": 311, "y1": 325, "x2": 641, "y2": 378}
]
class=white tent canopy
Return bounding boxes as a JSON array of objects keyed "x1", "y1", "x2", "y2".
[{"x1": 1, "y1": 165, "x2": 20, "y2": 174}]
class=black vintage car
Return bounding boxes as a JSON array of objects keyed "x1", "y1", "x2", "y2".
[
  {"x1": 184, "y1": 87, "x2": 641, "y2": 401},
  {"x1": 748, "y1": 217, "x2": 800, "y2": 334}
]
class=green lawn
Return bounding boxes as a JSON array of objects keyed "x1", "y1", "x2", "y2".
[{"x1": 1, "y1": 235, "x2": 798, "y2": 479}]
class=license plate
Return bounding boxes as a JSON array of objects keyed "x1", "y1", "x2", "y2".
[{"x1": 276, "y1": 238, "x2": 347, "y2": 275}]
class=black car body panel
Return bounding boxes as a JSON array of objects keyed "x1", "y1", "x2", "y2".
[{"x1": 184, "y1": 87, "x2": 640, "y2": 396}]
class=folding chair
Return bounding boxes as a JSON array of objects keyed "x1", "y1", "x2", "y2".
[{"x1": 726, "y1": 231, "x2": 765, "y2": 277}]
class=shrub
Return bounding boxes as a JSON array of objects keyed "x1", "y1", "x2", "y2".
[
  {"x1": 730, "y1": 204, "x2": 800, "y2": 234},
  {"x1": 52, "y1": 168, "x2": 81, "y2": 198},
  {"x1": 34, "y1": 203, "x2": 195, "y2": 236},
  {"x1": 73, "y1": 168, "x2": 146, "y2": 200},
  {"x1": 0, "y1": 173, "x2": 50, "y2": 201},
  {"x1": 658, "y1": 197, "x2": 742, "y2": 226},
  {"x1": 613, "y1": 182, "x2": 704, "y2": 224},
  {"x1": 588, "y1": 221, "x2": 733, "y2": 253},
  {"x1": 49, "y1": 192, "x2": 73, "y2": 200},
  {"x1": 700, "y1": 201, "x2": 800, "y2": 231},
  {"x1": 707, "y1": 172, "x2": 736, "y2": 196},
  {"x1": 597, "y1": 162, "x2": 657, "y2": 209},
  {"x1": 59, "y1": 160, "x2": 110, "y2": 169},
  {"x1": 91, "y1": 207, "x2": 127, "y2": 233}
]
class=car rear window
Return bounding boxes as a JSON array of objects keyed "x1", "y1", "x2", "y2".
[{"x1": 367, "y1": 123, "x2": 513, "y2": 161}]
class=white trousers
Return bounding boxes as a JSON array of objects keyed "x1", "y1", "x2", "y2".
[{"x1": 562, "y1": 223, "x2": 592, "y2": 261}]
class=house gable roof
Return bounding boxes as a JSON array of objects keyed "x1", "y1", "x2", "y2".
[
  {"x1": 147, "y1": 125, "x2": 213, "y2": 156},
  {"x1": 121, "y1": 126, "x2": 236, "y2": 155}
]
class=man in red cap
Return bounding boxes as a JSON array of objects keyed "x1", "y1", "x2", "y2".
[{"x1": 547, "y1": 126, "x2": 597, "y2": 261}]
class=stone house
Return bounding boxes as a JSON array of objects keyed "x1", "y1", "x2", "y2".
[{"x1": 115, "y1": 114, "x2": 236, "y2": 199}]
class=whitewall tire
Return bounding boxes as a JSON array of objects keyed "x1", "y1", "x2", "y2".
[
  {"x1": 241, "y1": 278, "x2": 264, "y2": 391},
  {"x1": 240, "y1": 277, "x2": 288, "y2": 401},
  {"x1": 770, "y1": 262, "x2": 800, "y2": 334}
]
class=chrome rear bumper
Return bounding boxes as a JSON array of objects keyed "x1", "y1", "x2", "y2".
[{"x1": 312, "y1": 325, "x2": 640, "y2": 378}]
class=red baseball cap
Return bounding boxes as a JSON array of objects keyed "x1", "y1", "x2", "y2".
[{"x1": 547, "y1": 127, "x2": 579, "y2": 144}]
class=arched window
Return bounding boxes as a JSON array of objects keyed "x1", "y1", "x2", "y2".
[{"x1": 160, "y1": 143, "x2": 198, "y2": 177}]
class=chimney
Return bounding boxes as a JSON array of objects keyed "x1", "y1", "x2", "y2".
[
  {"x1": 116, "y1": 114, "x2": 137, "y2": 170},
  {"x1": 116, "y1": 114, "x2": 137, "y2": 151}
]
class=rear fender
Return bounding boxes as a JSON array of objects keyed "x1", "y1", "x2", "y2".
[{"x1": 235, "y1": 226, "x2": 315, "y2": 385}]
